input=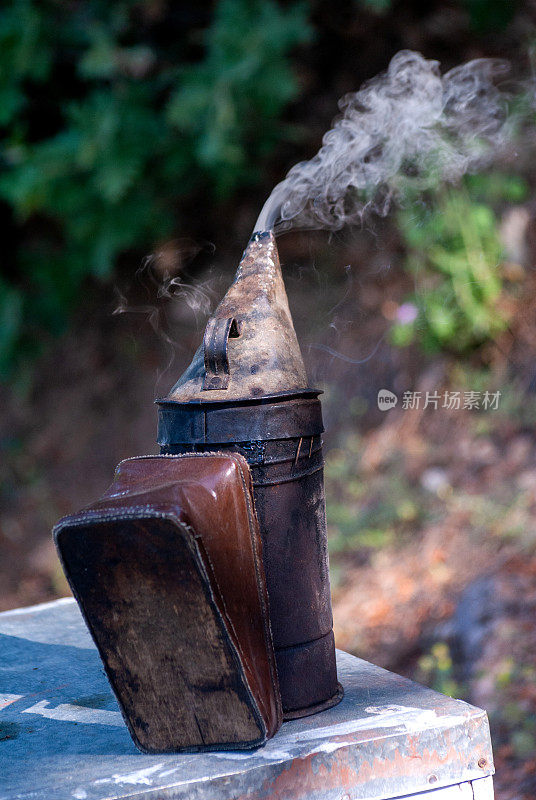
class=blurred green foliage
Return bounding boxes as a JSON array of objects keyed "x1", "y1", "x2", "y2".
[
  {"x1": 490, "y1": 657, "x2": 536, "y2": 761},
  {"x1": 463, "y1": 0, "x2": 518, "y2": 32},
  {"x1": 167, "y1": 0, "x2": 309, "y2": 195},
  {"x1": 0, "y1": 0, "x2": 526, "y2": 380},
  {"x1": 355, "y1": 0, "x2": 519, "y2": 28},
  {"x1": 325, "y1": 433, "x2": 425, "y2": 572},
  {"x1": 391, "y1": 175, "x2": 528, "y2": 354},
  {"x1": 417, "y1": 642, "x2": 464, "y2": 698},
  {"x1": 353, "y1": 0, "x2": 518, "y2": 27},
  {"x1": 0, "y1": 0, "x2": 311, "y2": 377}
]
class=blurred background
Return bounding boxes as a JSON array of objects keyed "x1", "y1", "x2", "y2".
[{"x1": 2, "y1": 1, "x2": 536, "y2": 796}]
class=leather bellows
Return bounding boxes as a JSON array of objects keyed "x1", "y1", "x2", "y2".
[{"x1": 53, "y1": 453, "x2": 282, "y2": 753}]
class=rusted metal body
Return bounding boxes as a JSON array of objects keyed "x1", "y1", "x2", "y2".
[
  {"x1": 157, "y1": 230, "x2": 342, "y2": 718},
  {"x1": 157, "y1": 395, "x2": 341, "y2": 717}
]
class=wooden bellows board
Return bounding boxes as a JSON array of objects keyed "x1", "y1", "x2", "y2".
[{"x1": 53, "y1": 453, "x2": 282, "y2": 752}]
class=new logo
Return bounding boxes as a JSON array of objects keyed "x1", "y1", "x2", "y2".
[{"x1": 377, "y1": 389, "x2": 398, "y2": 411}]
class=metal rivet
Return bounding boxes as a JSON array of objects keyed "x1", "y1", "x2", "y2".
[
  {"x1": 478, "y1": 757, "x2": 488, "y2": 769},
  {"x1": 428, "y1": 775, "x2": 438, "y2": 784}
]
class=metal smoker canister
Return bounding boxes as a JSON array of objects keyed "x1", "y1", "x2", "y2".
[{"x1": 157, "y1": 231, "x2": 343, "y2": 718}]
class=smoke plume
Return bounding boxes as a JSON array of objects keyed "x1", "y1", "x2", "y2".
[{"x1": 255, "y1": 50, "x2": 521, "y2": 233}]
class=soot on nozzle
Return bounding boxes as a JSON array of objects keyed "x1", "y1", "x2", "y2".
[
  {"x1": 165, "y1": 230, "x2": 308, "y2": 401},
  {"x1": 157, "y1": 229, "x2": 343, "y2": 718}
]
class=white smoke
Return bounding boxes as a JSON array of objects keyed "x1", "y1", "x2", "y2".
[{"x1": 255, "y1": 50, "x2": 520, "y2": 233}]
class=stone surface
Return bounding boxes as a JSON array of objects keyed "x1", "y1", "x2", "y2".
[{"x1": 0, "y1": 598, "x2": 494, "y2": 800}]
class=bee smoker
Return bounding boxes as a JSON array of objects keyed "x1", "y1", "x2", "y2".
[{"x1": 157, "y1": 230, "x2": 342, "y2": 718}]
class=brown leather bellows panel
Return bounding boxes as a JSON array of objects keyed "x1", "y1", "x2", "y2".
[{"x1": 53, "y1": 453, "x2": 282, "y2": 753}]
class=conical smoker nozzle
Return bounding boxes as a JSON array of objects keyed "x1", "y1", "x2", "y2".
[{"x1": 166, "y1": 230, "x2": 309, "y2": 403}]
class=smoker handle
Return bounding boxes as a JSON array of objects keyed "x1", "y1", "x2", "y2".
[{"x1": 202, "y1": 317, "x2": 241, "y2": 390}]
